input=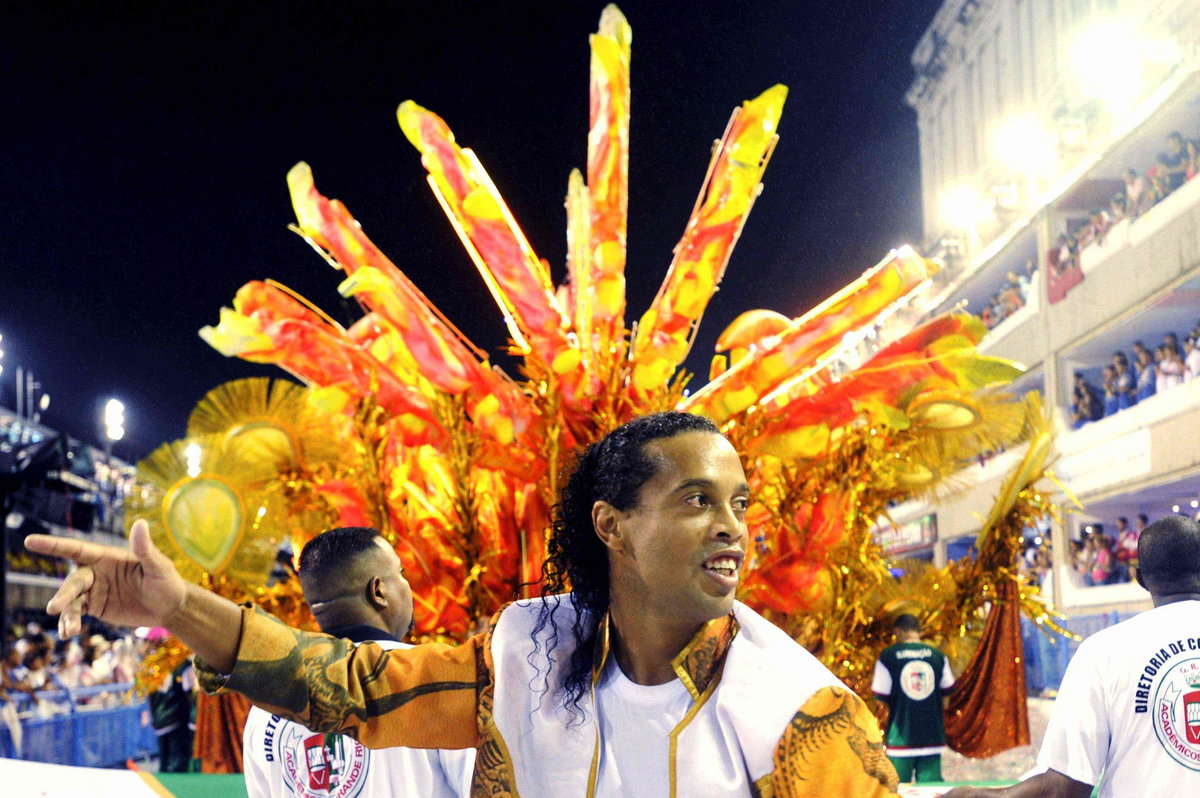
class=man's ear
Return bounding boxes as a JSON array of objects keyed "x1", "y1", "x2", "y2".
[
  {"x1": 593, "y1": 500, "x2": 626, "y2": 554},
  {"x1": 366, "y1": 576, "x2": 387, "y2": 610}
]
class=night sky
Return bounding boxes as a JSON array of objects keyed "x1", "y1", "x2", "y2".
[{"x1": 2, "y1": 0, "x2": 942, "y2": 460}]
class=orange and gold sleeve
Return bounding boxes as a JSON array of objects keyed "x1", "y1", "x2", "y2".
[
  {"x1": 757, "y1": 686, "x2": 900, "y2": 798},
  {"x1": 198, "y1": 606, "x2": 483, "y2": 750}
]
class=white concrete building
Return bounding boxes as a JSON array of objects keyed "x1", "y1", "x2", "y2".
[{"x1": 885, "y1": 0, "x2": 1200, "y2": 617}]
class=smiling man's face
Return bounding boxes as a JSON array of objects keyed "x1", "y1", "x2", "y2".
[{"x1": 601, "y1": 431, "x2": 750, "y2": 626}]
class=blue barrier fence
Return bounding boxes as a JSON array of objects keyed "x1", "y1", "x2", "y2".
[
  {"x1": 1023, "y1": 610, "x2": 1140, "y2": 694},
  {"x1": 0, "y1": 682, "x2": 158, "y2": 767}
]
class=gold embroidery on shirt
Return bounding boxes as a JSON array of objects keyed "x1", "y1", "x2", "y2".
[
  {"x1": 471, "y1": 625, "x2": 521, "y2": 798},
  {"x1": 770, "y1": 686, "x2": 899, "y2": 798}
]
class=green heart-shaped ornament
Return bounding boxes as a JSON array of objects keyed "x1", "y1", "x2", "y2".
[{"x1": 163, "y1": 477, "x2": 245, "y2": 574}]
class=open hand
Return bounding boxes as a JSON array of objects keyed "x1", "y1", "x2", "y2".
[{"x1": 25, "y1": 519, "x2": 187, "y2": 638}]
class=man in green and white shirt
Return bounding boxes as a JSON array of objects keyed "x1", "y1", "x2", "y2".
[{"x1": 872, "y1": 614, "x2": 956, "y2": 783}]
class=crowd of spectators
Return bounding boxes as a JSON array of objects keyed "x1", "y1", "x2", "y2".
[
  {"x1": 1070, "y1": 514, "x2": 1149, "y2": 587},
  {"x1": 1046, "y1": 132, "x2": 1195, "y2": 284},
  {"x1": 1053, "y1": 131, "x2": 1200, "y2": 277},
  {"x1": 1, "y1": 614, "x2": 146, "y2": 715},
  {"x1": 1016, "y1": 513, "x2": 1164, "y2": 593},
  {"x1": 1070, "y1": 325, "x2": 1200, "y2": 428},
  {"x1": 980, "y1": 259, "x2": 1038, "y2": 330}
]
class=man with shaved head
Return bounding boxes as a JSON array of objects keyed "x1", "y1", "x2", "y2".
[
  {"x1": 242, "y1": 527, "x2": 473, "y2": 798},
  {"x1": 946, "y1": 515, "x2": 1200, "y2": 797}
]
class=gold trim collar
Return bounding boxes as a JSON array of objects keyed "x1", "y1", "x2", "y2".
[{"x1": 591, "y1": 611, "x2": 738, "y2": 702}]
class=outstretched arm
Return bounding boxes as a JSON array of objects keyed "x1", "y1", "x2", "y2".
[
  {"x1": 28, "y1": 520, "x2": 483, "y2": 750},
  {"x1": 941, "y1": 770, "x2": 1092, "y2": 798},
  {"x1": 27, "y1": 519, "x2": 244, "y2": 672}
]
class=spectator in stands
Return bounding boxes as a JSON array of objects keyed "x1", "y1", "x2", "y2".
[
  {"x1": 998, "y1": 280, "x2": 1024, "y2": 318},
  {"x1": 110, "y1": 637, "x2": 138, "y2": 684},
  {"x1": 1158, "y1": 132, "x2": 1191, "y2": 194},
  {"x1": 1123, "y1": 168, "x2": 1157, "y2": 218},
  {"x1": 1186, "y1": 336, "x2": 1200, "y2": 381},
  {"x1": 1136, "y1": 347, "x2": 1157, "y2": 402},
  {"x1": 87, "y1": 635, "x2": 116, "y2": 684},
  {"x1": 1112, "y1": 353, "x2": 1136, "y2": 410},
  {"x1": 22, "y1": 650, "x2": 65, "y2": 693},
  {"x1": 1108, "y1": 192, "x2": 1126, "y2": 224},
  {"x1": 1164, "y1": 332, "x2": 1182, "y2": 357},
  {"x1": 1090, "y1": 532, "x2": 1117, "y2": 586},
  {"x1": 1071, "y1": 372, "x2": 1103, "y2": 428},
  {"x1": 1082, "y1": 208, "x2": 1112, "y2": 247},
  {"x1": 1010, "y1": 268, "x2": 1030, "y2": 301},
  {"x1": 54, "y1": 641, "x2": 88, "y2": 689},
  {"x1": 1078, "y1": 533, "x2": 1099, "y2": 586},
  {"x1": 991, "y1": 293, "x2": 1008, "y2": 322},
  {"x1": 1103, "y1": 534, "x2": 1123, "y2": 585},
  {"x1": 1054, "y1": 233, "x2": 1080, "y2": 275},
  {"x1": 1115, "y1": 516, "x2": 1138, "y2": 583},
  {"x1": 1157, "y1": 344, "x2": 1185, "y2": 392},
  {"x1": 1101, "y1": 366, "x2": 1119, "y2": 417},
  {"x1": 1066, "y1": 540, "x2": 1086, "y2": 589},
  {"x1": 23, "y1": 622, "x2": 48, "y2": 655},
  {"x1": 1, "y1": 647, "x2": 34, "y2": 698},
  {"x1": 1033, "y1": 547, "x2": 1052, "y2": 589}
]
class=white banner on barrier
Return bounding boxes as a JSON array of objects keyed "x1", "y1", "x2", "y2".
[{"x1": 0, "y1": 758, "x2": 171, "y2": 797}]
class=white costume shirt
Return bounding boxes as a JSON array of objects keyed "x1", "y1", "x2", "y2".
[
  {"x1": 489, "y1": 598, "x2": 847, "y2": 797},
  {"x1": 594, "y1": 657, "x2": 693, "y2": 797},
  {"x1": 1037, "y1": 600, "x2": 1200, "y2": 796},
  {"x1": 243, "y1": 636, "x2": 474, "y2": 798}
]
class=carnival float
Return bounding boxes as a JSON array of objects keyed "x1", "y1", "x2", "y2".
[{"x1": 133, "y1": 5, "x2": 1067, "y2": 770}]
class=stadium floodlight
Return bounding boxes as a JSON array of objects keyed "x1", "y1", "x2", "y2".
[
  {"x1": 992, "y1": 114, "x2": 1057, "y2": 175},
  {"x1": 939, "y1": 185, "x2": 992, "y2": 232},
  {"x1": 104, "y1": 398, "x2": 126, "y2": 443},
  {"x1": 1075, "y1": 17, "x2": 1147, "y2": 114}
]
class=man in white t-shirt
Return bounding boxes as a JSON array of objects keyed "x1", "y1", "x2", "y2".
[
  {"x1": 1185, "y1": 337, "x2": 1200, "y2": 380},
  {"x1": 242, "y1": 526, "x2": 473, "y2": 798},
  {"x1": 945, "y1": 515, "x2": 1200, "y2": 797}
]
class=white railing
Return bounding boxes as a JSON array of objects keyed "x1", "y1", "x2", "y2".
[
  {"x1": 1078, "y1": 174, "x2": 1200, "y2": 276},
  {"x1": 1058, "y1": 377, "x2": 1200, "y2": 497}
]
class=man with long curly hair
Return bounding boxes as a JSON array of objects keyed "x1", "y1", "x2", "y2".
[{"x1": 28, "y1": 411, "x2": 898, "y2": 796}]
